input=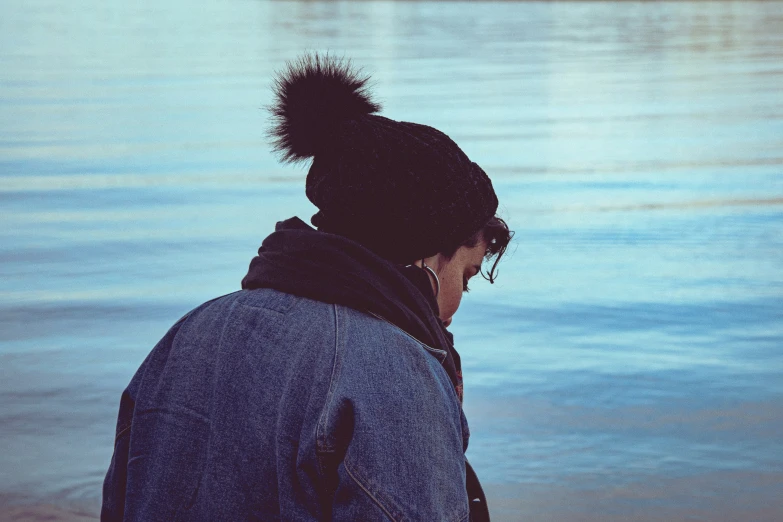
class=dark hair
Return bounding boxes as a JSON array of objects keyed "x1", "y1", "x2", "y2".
[{"x1": 441, "y1": 215, "x2": 513, "y2": 283}]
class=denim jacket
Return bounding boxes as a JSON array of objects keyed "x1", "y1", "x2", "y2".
[{"x1": 102, "y1": 288, "x2": 472, "y2": 521}]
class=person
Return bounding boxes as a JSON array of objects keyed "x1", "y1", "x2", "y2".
[{"x1": 101, "y1": 54, "x2": 512, "y2": 521}]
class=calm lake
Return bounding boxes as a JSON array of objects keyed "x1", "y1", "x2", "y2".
[{"x1": 1, "y1": 0, "x2": 782, "y2": 520}]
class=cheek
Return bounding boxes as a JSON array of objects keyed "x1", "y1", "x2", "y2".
[{"x1": 438, "y1": 272, "x2": 464, "y2": 322}]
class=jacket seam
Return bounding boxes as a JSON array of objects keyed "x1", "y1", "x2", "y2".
[
  {"x1": 316, "y1": 303, "x2": 343, "y2": 454},
  {"x1": 343, "y1": 458, "x2": 399, "y2": 522},
  {"x1": 113, "y1": 424, "x2": 132, "y2": 444}
]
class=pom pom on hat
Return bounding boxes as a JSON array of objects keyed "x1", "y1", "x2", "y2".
[{"x1": 269, "y1": 54, "x2": 381, "y2": 163}]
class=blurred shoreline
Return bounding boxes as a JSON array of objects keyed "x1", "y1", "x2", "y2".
[{"x1": 0, "y1": 502, "x2": 97, "y2": 522}]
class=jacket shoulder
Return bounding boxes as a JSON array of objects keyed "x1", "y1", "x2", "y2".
[{"x1": 335, "y1": 305, "x2": 449, "y2": 364}]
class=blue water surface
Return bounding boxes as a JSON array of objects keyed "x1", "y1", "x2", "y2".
[{"x1": 1, "y1": 1, "x2": 782, "y2": 520}]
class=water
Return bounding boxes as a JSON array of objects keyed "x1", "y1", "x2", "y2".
[{"x1": 1, "y1": 1, "x2": 782, "y2": 520}]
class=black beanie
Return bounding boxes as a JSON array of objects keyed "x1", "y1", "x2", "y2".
[{"x1": 269, "y1": 54, "x2": 498, "y2": 265}]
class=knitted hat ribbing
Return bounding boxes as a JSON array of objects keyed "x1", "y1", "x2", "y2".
[{"x1": 269, "y1": 54, "x2": 498, "y2": 264}]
